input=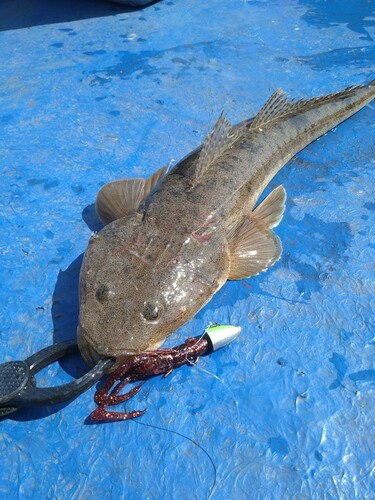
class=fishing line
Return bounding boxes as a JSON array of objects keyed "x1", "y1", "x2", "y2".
[
  {"x1": 190, "y1": 360, "x2": 241, "y2": 500},
  {"x1": 242, "y1": 280, "x2": 307, "y2": 305},
  {"x1": 133, "y1": 419, "x2": 217, "y2": 500},
  {"x1": 130, "y1": 333, "x2": 241, "y2": 500}
]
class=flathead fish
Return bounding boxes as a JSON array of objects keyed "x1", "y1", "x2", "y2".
[{"x1": 78, "y1": 81, "x2": 375, "y2": 367}]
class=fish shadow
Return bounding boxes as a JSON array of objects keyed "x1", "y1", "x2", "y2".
[
  {"x1": 49, "y1": 253, "x2": 86, "y2": 382},
  {"x1": 52, "y1": 253, "x2": 83, "y2": 344},
  {"x1": 82, "y1": 203, "x2": 104, "y2": 232},
  {"x1": 3, "y1": 395, "x2": 80, "y2": 422},
  {"x1": 51, "y1": 205, "x2": 103, "y2": 379},
  {"x1": 0, "y1": 206, "x2": 104, "y2": 422}
]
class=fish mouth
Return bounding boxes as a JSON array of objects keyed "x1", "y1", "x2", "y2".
[
  {"x1": 77, "y1": 324, "x2": 153, "y2": 371},
  {"x1": 77, "y1": 325, "x2": 133, "y2": 371},
  {"x1": 77, "y1": 325, "x2": 107, "y2": 367}
]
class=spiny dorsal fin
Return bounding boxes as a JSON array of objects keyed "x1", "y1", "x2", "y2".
[
  {"x1": 227, "y1": 185, "x2": 286, "y2": 279},
  {"x1": 192, "y1": 113, "x2": 240, "y2": 184},
  {"x1": 250, "y1": 89, "x2": 295, "y2": 130},
  {"x1": 248, "y1": 85, "x2": 361, "y2": 132},
  {"x1": 96, "y1": 164, "x2": 168, "y2": 225}
]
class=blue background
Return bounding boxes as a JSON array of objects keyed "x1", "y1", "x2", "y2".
[{"x1": 0, "y1": 0, "x2": 374, "y2": 498}]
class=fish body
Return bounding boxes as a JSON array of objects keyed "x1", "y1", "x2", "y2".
[{"x1": 78, "y1": 81, "x2": 375, "y2": 367}]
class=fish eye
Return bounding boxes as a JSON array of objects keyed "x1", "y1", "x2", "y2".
[
  {"x1": 143, "y1": 302, "x2": 161, "y2": 322},
  {"x1": 95, "y1": 284, "x2": 113, "y2": 303}
]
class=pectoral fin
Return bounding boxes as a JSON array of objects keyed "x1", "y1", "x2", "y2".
[
  {"x1": 227, "y1": 186, "x2": 286, "y2": 279},
  {"x1": 252, "y1": 185, "x2": 286, "y2": 227},
  {"x1": 144, "y1": 164, "x2": 168, "y2": 195},
  {"x1": 96, "y1": 165, "x2": 168, "y2": 225}
]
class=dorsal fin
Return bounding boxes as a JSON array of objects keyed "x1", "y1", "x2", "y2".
[
  {"x1": 191, "y1": 113, "x2": 240, "y2": 185},
  {"x1": 250, "y1": 89, "x2": 294, "y2": 130},
  {"x1": 96, "y1": 164, "x2": 168, "y2": 225},
  {"x1": 248, "y1": 85, "x2": 361, "y2": 131}
]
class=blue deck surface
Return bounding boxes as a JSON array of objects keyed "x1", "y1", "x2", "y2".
[{"x1": 0, "y1": 0, "x2": 374, "y2": 498}]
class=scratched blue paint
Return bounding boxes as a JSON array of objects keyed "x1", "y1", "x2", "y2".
[{"x1": 0, "y1": 0, "x2": 374, "y2": 498}]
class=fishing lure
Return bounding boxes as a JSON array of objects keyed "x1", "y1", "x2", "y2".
[{"x1": 89, "y1": 325, "x2": 241, "y2": 422}]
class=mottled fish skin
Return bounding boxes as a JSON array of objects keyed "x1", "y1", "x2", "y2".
[{"x1": 78, "y1": 81, "x2": 375, "y2": 367}]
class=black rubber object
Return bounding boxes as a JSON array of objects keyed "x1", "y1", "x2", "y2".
[{"x1": 0, "y1": 340, "x2": 114, "y2": 416}]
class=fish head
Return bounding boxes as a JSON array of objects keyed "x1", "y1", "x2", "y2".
[{"x1": 77, "y1": 216, "x2": 227, "y2": 367}]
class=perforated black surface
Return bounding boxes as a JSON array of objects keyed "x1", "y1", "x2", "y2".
[{"x1": 0, "y1": 361, "x2": 28, "y2": 401}]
